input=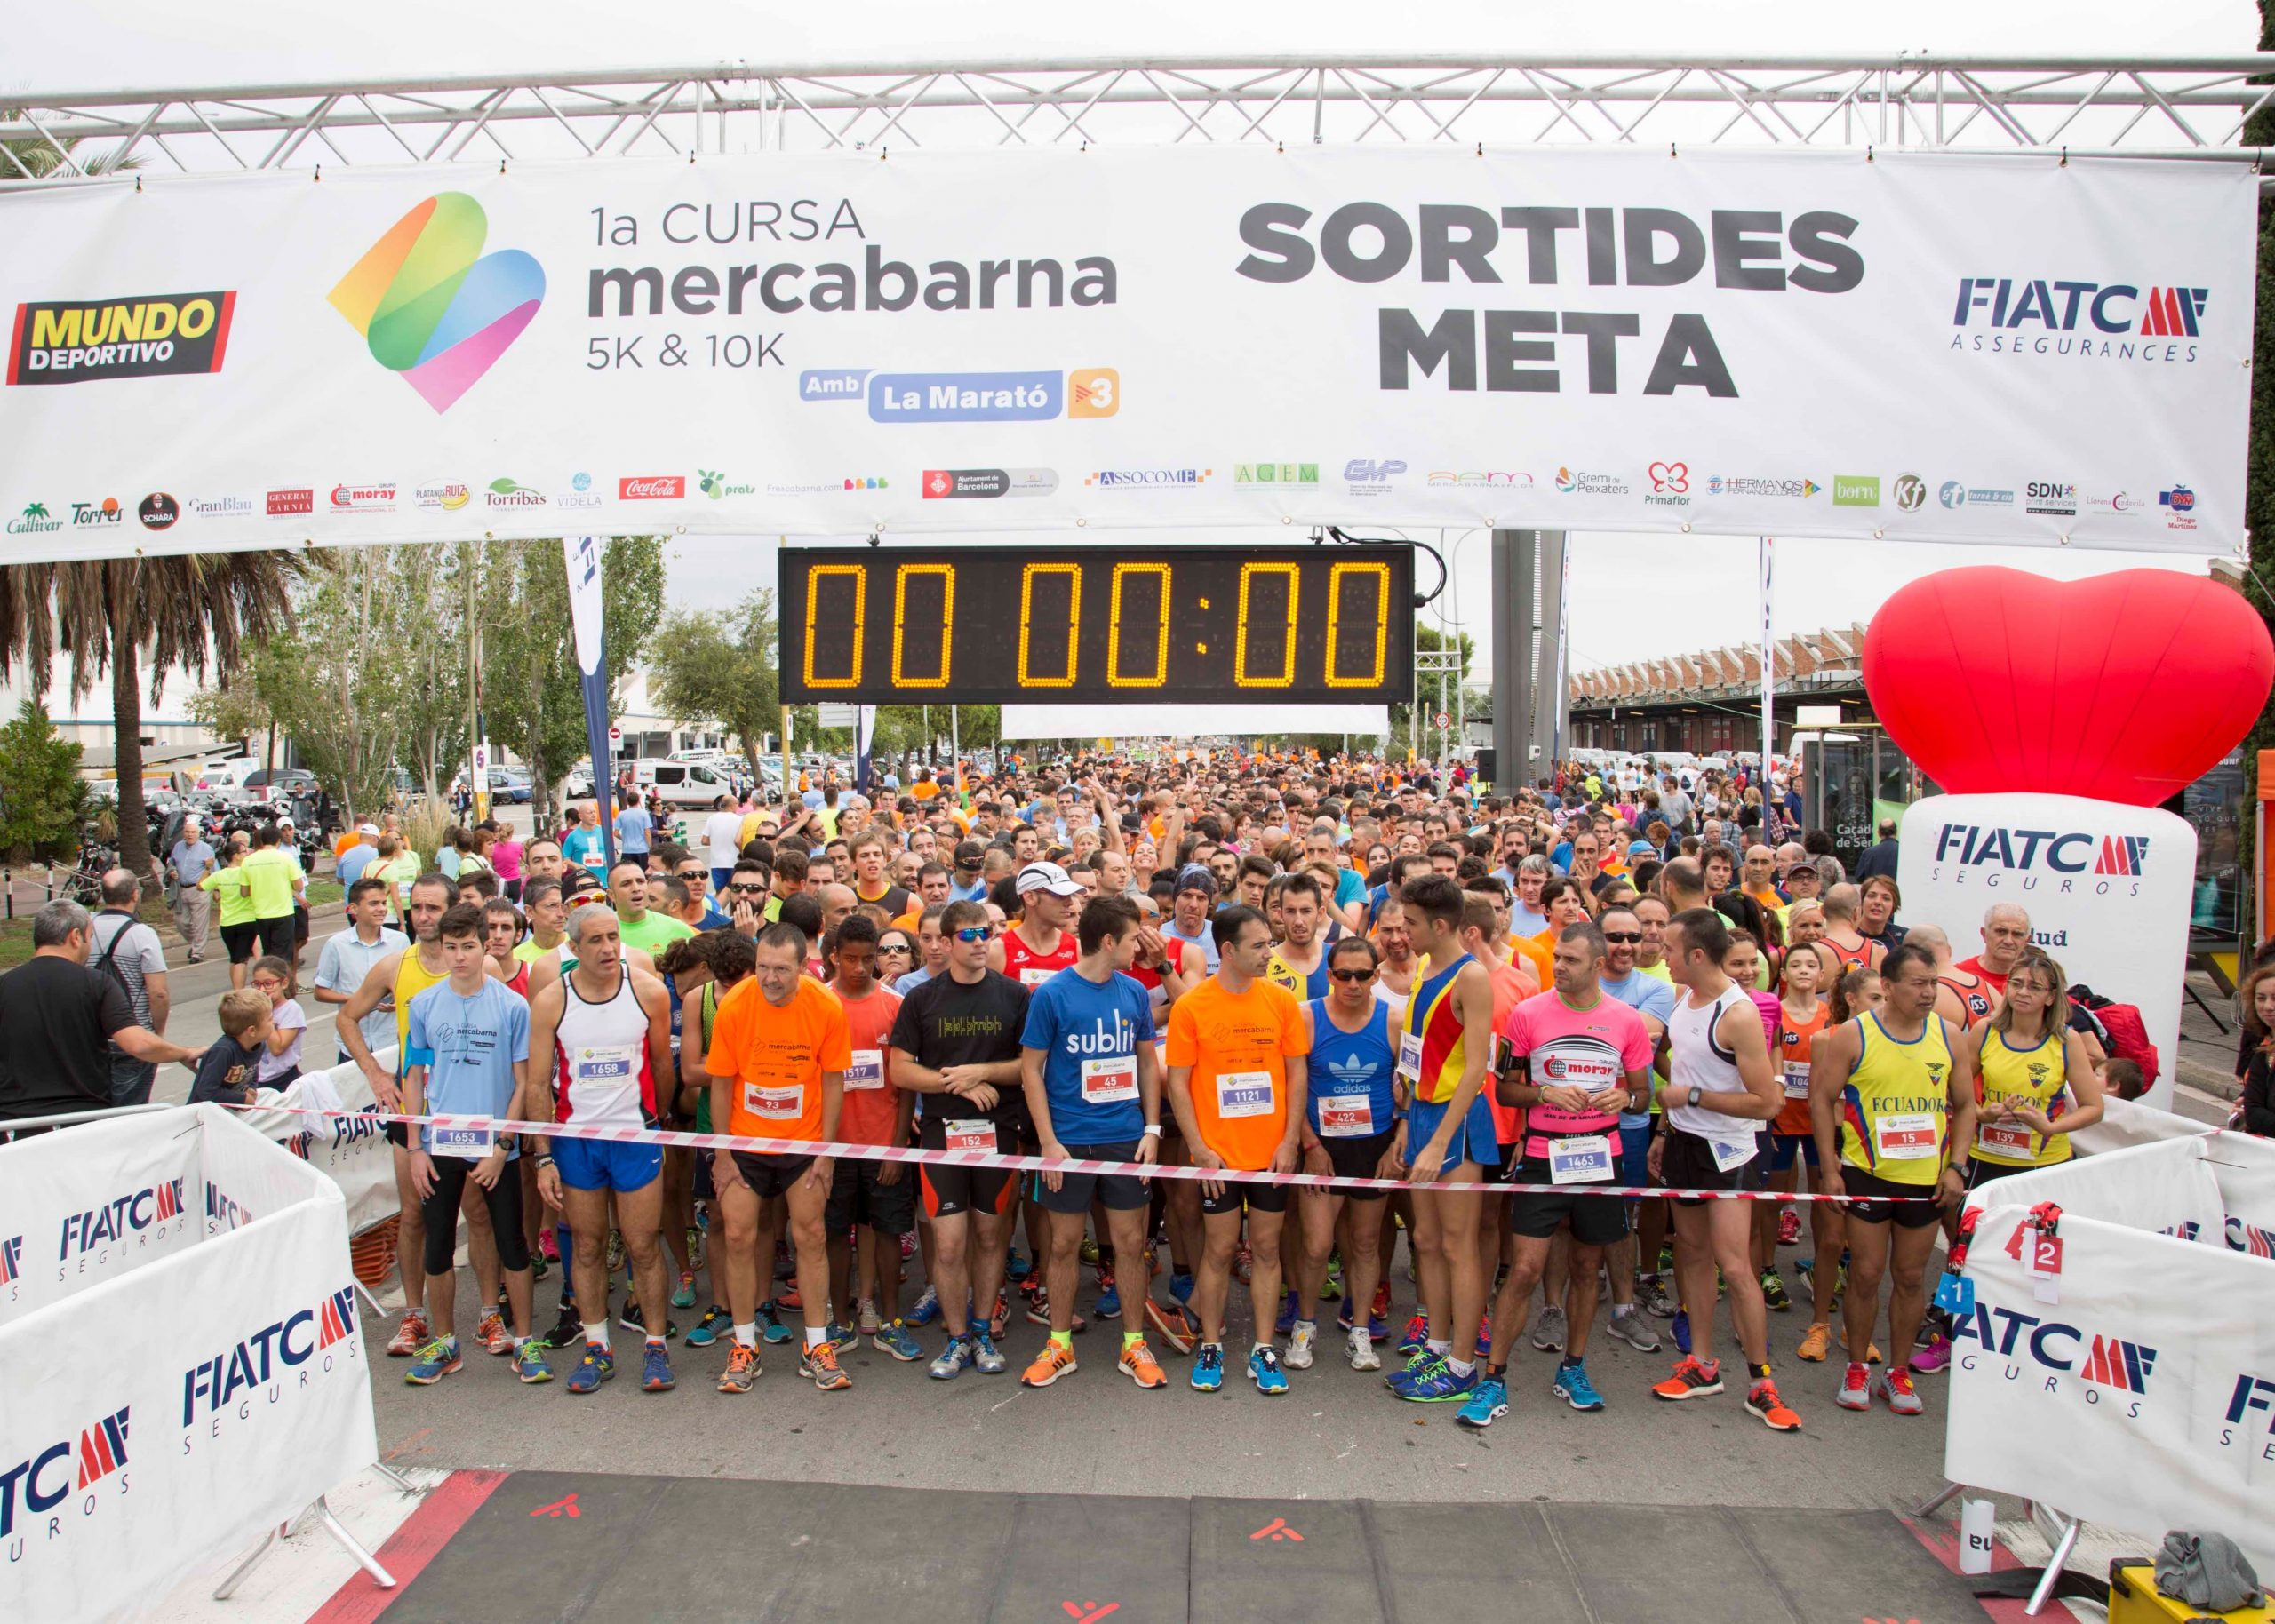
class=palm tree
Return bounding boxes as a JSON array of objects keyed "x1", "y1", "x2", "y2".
[{"x1": 0, "y1": 555, "x2": 299, "y2": 883}]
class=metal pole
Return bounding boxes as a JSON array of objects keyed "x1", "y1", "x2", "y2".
[
  {"x1": 780, "y1": 705, "x2": 793, "y2": 811},
  {"x1": 1759, "y1": 537, "x2": 1776, "y2": 772}
]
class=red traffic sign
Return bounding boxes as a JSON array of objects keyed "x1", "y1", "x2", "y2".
[{"x1": 1434, "y1": 712, "x2": 1451, "y2": 728}]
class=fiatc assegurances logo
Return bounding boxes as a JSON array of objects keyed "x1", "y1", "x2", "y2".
[{"x1": 328, "y1": 193, "x2": 545, "y2": 412}]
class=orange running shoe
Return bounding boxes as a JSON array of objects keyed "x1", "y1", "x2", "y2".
[
  {"x1": 387, "y1": 1311, "x2": 431, "y2": 1357},
  {"x1": 1746, "y1": 1376, "x2": 1802, "y2": 1432},
  {"x1": 1118, "y1": 1340, "x2": 1169, "y2": 1389},
  {"x1": 801, "y1": 1339, "x2": 850, "y2": 1390},
  {"x1": 1796, "y1": 1322, "x2": 1832, "y2": 1363},
  {"x1": 1020, "y1": 1341, "x2": 1079, "y2": 1388},
  {"x1": 1650, "y1": 1355, "x2": 1725, "y2": 1400}
]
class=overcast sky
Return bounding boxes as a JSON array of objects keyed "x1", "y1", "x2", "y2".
[{"x1": 16, "y1": 1, "x2": 2256, "y2": 685}]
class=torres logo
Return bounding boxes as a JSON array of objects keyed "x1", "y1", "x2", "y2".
[
  {"x1": 7, "y1": 292, "x2": 235, "y2": 386},
  {"x1": 329, "y1": 193, "x2": 545, "y2": 413},
  {"x1": 0, "y1": 1405, "x2": 132, "y2": 1540}
]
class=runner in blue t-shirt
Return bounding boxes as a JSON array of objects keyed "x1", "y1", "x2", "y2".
[
  {"x1": 1017, "y1": 894, "x2": 1169, "y2": 1391},
  {"x1": 400, "y1": 902, "x2": 547, "y2": 1386},
  {"x1": 1290, "y1": 935, "x2": 1402, "y2": 1372}
]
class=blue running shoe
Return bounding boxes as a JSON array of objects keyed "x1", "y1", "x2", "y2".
[
  {"x1": 1275, "y1": 1290, "x2": 1298, "y2": 1337},
  {"x1": 971, "y1": 1330, "x2": 1008, "y2": 1374},
  {"x1": 1094, "y1": 1280, "x2": 1122, "y2": 1321},
  {"x1": 510, "y1": 1342, "x2": 553, "y2": 1384},
  {"x1": 1553, "y1": 1358, "x2": 1606, "y2": 1412},
  {"x1": 1672, "y1": 1310, "x2": 1692, "y2": 1357},
  {"x1": 873, "y1": 1320, "x2": 923, "y2": 1362},
  {"x1": 929, "y1": 1335, "x2": 976, "y2": 1381},
  {"x1": 1385, "y1": 1349, "x2": 1446, "y2": 1395},
  {"x1": 1397, "y1": 1358, "x2": 1481, "y2": 1404},
  {"x1": 684, "y1": 1304, "x2": 730, "y2": 1348},
  {"x1": 1191, "y1": 1342, "x2": 1225, "y2": 1392},
  {"x1": 641, "y1": 1341, "x2": 675, "y2": 1393},
  {"x1": 1170, "y1": 1271, "x2": 1195, "y2": 1308},
  {"x1": 566, "y1": 1345, "x2": 616, "y2": 1394},
  {"x1": 1006, "y1": 1248, "x2": 1032, "y2": 1283},
  {"x1": 826, "y1": 1320, "x2": 858, "y2": 1355},
  {"x1": 906, "y1": 1285, "x2": 942, "y2": 1327},
  {"x1": 756, "y1": 1302, "x2": 792, "y2": 1345},
  {"x1": 1249, "y1": 1345, "x2": 1289, "y2": 1395},
  {"x1": 1396, "y1": 1311, "x2": 1430, "y2": 1357},
  {"x1": 404, "y1": 1336, "x2": 462, "y2": 1386},
  {"x1": 670, "y1": 1274, "x2": 697, "y2": 1310},
  {"x1": 1455, "y1": 1373, "x2": 1509, "y2": 1429}
]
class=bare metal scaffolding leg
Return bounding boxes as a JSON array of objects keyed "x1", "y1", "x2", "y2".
[{"x1": 212, "y1": 1493, "x2": 395, "y2": 1601}]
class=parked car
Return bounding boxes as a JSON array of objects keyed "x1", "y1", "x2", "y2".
[
  {"x1": 624, "y1": 757, "x2": 738, "y2": 808},
  {"x1": 487, "y1": 768, "x2": 532, "y2": 804}
]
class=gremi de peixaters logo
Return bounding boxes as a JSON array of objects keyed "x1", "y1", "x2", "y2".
[
  {"x1": 1926, "y1": 821, "x2": 2147, "y2": 899},
  {"x1": 328, "y1": 193, "x2": 545, "y2": 412},
  {"x1": 1, "y1": 1404, "x2": 132, "y2": 1547},
  {"x1": 180, "y1": 1285, "x2": 361, "y2": 1450}
]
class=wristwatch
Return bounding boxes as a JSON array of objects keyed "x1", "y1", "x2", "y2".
[
  {"x1": 1686, "y1": 1085, "x2": 1704, "y2": 1108},
  {"x1": 1141, "y1": 1124, "x2": 1162, "y2": 1138}
]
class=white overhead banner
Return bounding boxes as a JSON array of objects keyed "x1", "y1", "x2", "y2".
[
  {"x1": 999, "y1": 703, "x2": 1390, "y2": 741},
  {"x1": 0, "y1": 147, "x2": 2250, "y2": 561}
]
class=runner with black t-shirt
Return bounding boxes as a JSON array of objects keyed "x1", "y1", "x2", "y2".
[{"x1": 890, "y1": 897, "x2": 1030, "y2": 1378}]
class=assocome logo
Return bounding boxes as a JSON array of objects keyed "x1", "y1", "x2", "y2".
[
  {"x1": 329, "y1": 193, "x2": 545, "y2": 413},
  {"x1": 1088, "y1": 466, "x2": 1212, "y2": 490}
]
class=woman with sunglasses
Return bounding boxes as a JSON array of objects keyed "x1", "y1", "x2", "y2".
[{"x1": 874, "y1": 928, "x2": 919, "y2": 991}]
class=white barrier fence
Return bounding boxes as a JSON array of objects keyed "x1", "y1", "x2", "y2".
[
  {"x1": 1944, "y1": 1133, "x2": 2275, "y2": 1580},
  {"x1": 0, "y1": 1104, "x2": 380, "y2": 1624}
]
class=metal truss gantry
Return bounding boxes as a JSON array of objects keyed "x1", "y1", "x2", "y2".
[{"x1": 5, "y1": 53, "x2": 2275, "y2": 179}]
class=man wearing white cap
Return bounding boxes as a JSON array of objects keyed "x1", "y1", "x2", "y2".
[
  {"x1": 337, "y1": 823, "x2": 385, "y2": 890},
  {"x1": 989, "y1": 861, "x2": 1083, "y2": 991}
]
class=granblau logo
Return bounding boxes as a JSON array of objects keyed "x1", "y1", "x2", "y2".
[
  {"x1": 58, "y1": 1177, "x2": 187, "y2": 1261},
  {"x1": 1952, "y1": 1298, "x2": 2158, "y2": 1415},
  {"x1": 0, "y1": 1405, "x2": 131, "y2": 1544},
  {"x1": 182, "y1": 1286, "x2": 360, "y2": 1429},
  {"x1": 1928, "y1": 824, "x2": 2146, "y2": 897}
]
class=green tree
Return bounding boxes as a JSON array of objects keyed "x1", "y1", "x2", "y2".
[
  {"x1": 645, "y1": 588, "x2": 780, "y2": 784},
  {"x1": 0, "y1": 553, "x2": 296, "y2": 883},
  {"x1": 0, "y1": 699, "x2": 87, "y2": 863}
]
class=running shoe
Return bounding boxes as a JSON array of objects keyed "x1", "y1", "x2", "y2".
[
  {"x1": 606, "y1": 1229, "x2": 626, "y2": 1277},
  {"x1": 802, "y1": 1341, "x2": 851, "y2": 1390},
  {"x1": 1456, "y1": 1373, "x2": 1510, "y2": 1429},
  {"x1": 1908, "y1": 1333, "x2": 1954, "y2": 1374},
  {"x1": 1746, "y1": 1376, "x2": 1801, "y2": 1432},
  {"x1": 717, "y1": 1343, "x2": 762, "y2": 1393},
  {"x1": 1835, "y1": 1362, "x2": 1872, "y2": 1411},
  {"x1": 511, "y1": 1343, "x2": 554, "y2": 1384},
  {"x1": 1024, "y1": 1286, "x2": 1054, "y2": 1327},
  {"x1": 1796, "y1": 1322, "x2": 1832, "y2": 1363},
  {"x1": 1650, "y1": 1356, "x2": 1724, "y2": 1400},
  {"x1": 386, "y1": 1310, "x2": 431, "y2": 1358},
  {"x1": 1093, "y1": 1270, "x2": 1121, "y2": 1321},
  {"x1": 971, "y1": 1330, "x2": 1007, "y2": 1375},
  {"x1": 1345, "y1": 1325, "x2": 1381, "y2": 1372},
  {"x1": 671, "y1": 1272, "x2": 698, "y2": 1310},
  {"x1": 1233, "y1": 1242, "x2": 1252, "y2": 1284},
  {"x1": 1285, "y1": 1321, "x2": 1317, "y2": 1371},
  {"x1": 685, "y1": 1304, "x2": 730, "y2": 1348},
  {"x1": 1637, "y1": 1278, "x2": 1677, "y2": 1319},
  {"x1": 540, "y1": 1305, "x2": 585, "y2": 1351},
  {"x1": 826, "y1": 1320, "x2": 858, "y2": 1355},
  {"x1": 1372, "y1": 1278, "x2": 1391, "y2": 1325},
  {"x1": 540, "y1": 1228, "x2": 560, "y2": 1262},
  {"x1": 1606, "y1": 1307, "x2": 1662, "y2": 1354},
  {"x1": 775, "y1": 1282, "x2": 803, "y2": 1311},
  {"x1": 930, "y1": 1335, "x2": 976, "y2": 1381},
  {"x1": 1274, "y1": 1289, "x2": 1298, "y2": 1337},
  {"x1": 566, "y1": 1345, "x2": 617, "y2": 1394},
  {"x1": 906, "y1": 1284, "x2": 942, "y2": 1327},
  {"x1": 475, "y1": 1309, "x2": 512, "y2": 1356},
  {"x1": 755, "y1": 1302, "x2": 792, "y2": 1345},
  {"x1": 1671, "y1": 1310, "x2": 1692, "y2": 1356},
  {"x1": 687, "y1": 1224, "x2": 706, "y2": 1272},
  {"x1": 1531, "y1": 1303, "x2": 1567, "y2": 1353},
  {"x1": 873, "y1": 1320, "x2": 923, "y2": 1362},
  {"x1": 1760, "y1": 1269, "x2": 1792, "y2": 1312},
  {"x1": 988, "y1": 1294, "x2": 1012, "y2": 1342},
  {"x1": 1867, "y1": 1342, "x2": 1884, "y2": 1365},
  {"x1": 1397, "y1": 1312, "x2": 1431, "y2": 1357},
  {"x1": 1879, "y1": 1368, "x2": 1926, "y2": 1416},
  {"x1": 1191, "y1": 1342, "x2": 1225, "y2": 1392},
  {"x1": 1022, "y1": 1341, "x2": 1079, "y2": 1388},
  {"x1": 898, "y1": 1230, "x2": 916, "y2": 1262},
  {"x1": 1553, "y1": 1359, "x2": 1607, "y2": 1413},
  {"x1": 531, "y1": 1253, "x2": 550, "y2": 1284},
  {"x1": 1119, "y1": 1340, "x2": 1169, "y2": 1389},
  {"x1": 1387, "y1": 1349, "x2": 1445, "y2": 1395},
  {"x1": 641, "y1": 1342, "x2": 675, "y2": 1393},
  {"x1": 1249, "y1": 1345, "x2": 1289, "y2": 1395},
  {"x1": 1144, "y1": 1296, "x2": 1200, "y2": 1355},
  {"x1": 1337, "y1": 1302, "x2": 1392, "y2": 1343},
  {"x1": 1321, "y1": 1256, "x2": 1344, "y2": 1302},
  {"x1": 1079, "y1": 1236, "x2": 1101, "y2": 1267},
  {"x1": 1006, "y1": 1247, "x2": 1032, "y2": 1283},
  {"x1": 1656, "y1": 1243, "x2": 1676, "y2": 1275},
  {"x1": 1396, "y1": 1358, "x2": 1480, "y2": 1403},
  {"x1": 1777, "y1": 1206, "x2": 1801, "y2": 1246},
  {"x1": 620, "y1": 1298, "x2": 678, "y2": 1341},
  {"x1": 403, "y1": 1336, "x2": 463, "y2": 1385}
]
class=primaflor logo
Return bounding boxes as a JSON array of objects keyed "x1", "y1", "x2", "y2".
[{"x1": 328, "y1": 193, "x2": 545, "y2": 412}]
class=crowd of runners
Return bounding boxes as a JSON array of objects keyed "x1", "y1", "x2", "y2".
[{"x1": 316, "y1": 754, "x2": 2110, "y2": 1433}]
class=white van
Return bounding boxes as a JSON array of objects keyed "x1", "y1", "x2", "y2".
[{"x1": 627, "y1": 758, "x2": 736, "y2": 808}]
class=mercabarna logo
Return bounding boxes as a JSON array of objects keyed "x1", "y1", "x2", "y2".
[{"x1": 328, "y1": 193, "x2": 544, "y2": 413}]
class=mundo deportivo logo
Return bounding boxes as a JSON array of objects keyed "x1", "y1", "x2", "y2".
[{"x1": 328, "y1": 193, "x2": 544, "y2": 412}]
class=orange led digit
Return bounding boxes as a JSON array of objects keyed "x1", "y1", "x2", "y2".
[
  {"x1": 1107, "y1": 562, "x2": 1171, "y2": 687},
  {"x1": 802, "y1": 562, "x2": 866, "y2": 689},
  {"x1": 1324, "y1": 561, "x2": 1390, "y2": 687},
  {"x1": 890, "y1": 562, "x2": 954, "y2": 688},
  {"x1": 1233, "y1": 561, "x2": 1299, "y2": 688},
  {"x1": 1018, "y1": 561, "x2": 1082, "y2": 687}
]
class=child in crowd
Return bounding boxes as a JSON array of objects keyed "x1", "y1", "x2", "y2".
[
  {"x1": 190, "y1": 990, "x2": 273, "y2": 1105},
  {"x1": 250, "y1": 954, "x2": 307, "y2": 1087}
]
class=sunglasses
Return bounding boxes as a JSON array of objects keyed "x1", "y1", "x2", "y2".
[
  {"x1": 878, "y1": 943, "x2": 914, "y2": 955},
  {"x1": 953, "y1": 926, "x2": 992, "y2": 943},
  {"x1": 1601, "y1": 930, "x2": 1643, "y2": 944},
  {"x1": 729, "y1": 882, "x2": 767, "y2": 894},
  {"x1": 1329, "y1": 968, "x2": 1373, "y2": 983}
]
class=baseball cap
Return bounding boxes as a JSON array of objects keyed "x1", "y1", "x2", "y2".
[
  {"x1": 1627, "y1": 840, "x2": 1655, "y2": 856},
  {"x1": 1175, "y1": 864, "x2": 1217, "y2": 896},
  {"x1": 357, "y1": 822, "x2": 381, "y2": 835},
  {"x1": 1016, "y1": 860, "x2": 1084, "y2": 897}
]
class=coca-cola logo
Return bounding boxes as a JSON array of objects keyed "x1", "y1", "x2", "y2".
[{"x1": 618, "y1": 475, "x2": 685, "y2": 500}]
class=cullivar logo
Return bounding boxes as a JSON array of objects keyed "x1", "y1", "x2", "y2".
[{"x1": 328, "y1": 193, "x2": 545, "y2": 413}]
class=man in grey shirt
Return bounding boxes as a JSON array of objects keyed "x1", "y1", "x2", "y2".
[
  {"x1": 87, "y1": 869, "x2": 171, "y2": 1105},
  {"x1": 167, "y1": 816, "x2": 216, "y2": 964}
]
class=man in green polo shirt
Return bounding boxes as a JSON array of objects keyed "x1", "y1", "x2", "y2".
[
  {"x1": 608, "y1": 857, "x2": 695, "y2": 958},
  {"x1": 243, "y1": 821, "x2": 304, "y2": 963}
]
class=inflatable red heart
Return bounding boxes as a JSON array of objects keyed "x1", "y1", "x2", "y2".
[{"x1": 1862, "y1": 567, "x2": 2273, "y2": 806}]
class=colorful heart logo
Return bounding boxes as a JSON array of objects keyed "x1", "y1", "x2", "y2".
[
  {"x1": 328, "y1": 193, "x2": 543, "y2": 413},
  {"x1": 1861, "y1": 566, "x2": 2273, "y2": 807}
]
